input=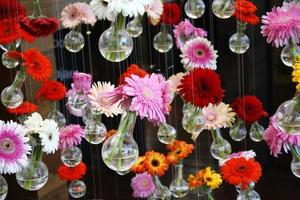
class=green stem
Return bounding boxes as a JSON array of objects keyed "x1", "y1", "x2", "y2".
[
  {"x1": 32, "y1": 0, "x2": 42, "y2": 18},
  {"x1": 289, "y1": 39, "x2": 297, "y2": 64},
  {"x1": 207, "y1": 192, "x2": 215, "y2": 200},
  {"x1": 290, "y1": 145, "x2": 300, "y2": 160}
]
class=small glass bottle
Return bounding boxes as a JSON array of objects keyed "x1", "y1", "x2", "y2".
[
  {"x1": 153, "y1": 24, "x2": 173, "y2": 53},
  {"x1": 61, "y1": 146, "x2": 82, "y2": 167},
  {"x1": 47, "y1": 102, "x2": 66, "y2": 128},
  {"x1": 229, "y1": 119, "x2": 247, "y2": 142},
  {"x1": 236, "y1": 182, "x2": 261, "y2": 200},
  {"x1": 68, "y1": 180, "x2": 86, "y2": 198},
  {"x1": 126, "y1": 15, "x2": 143, "y2": 38},
  {"x1": 210, "y1": 129, "x2": 232, "y2": 160},
  {"x1": 169, "y1": 162, "x2": 189, "y2": 198},
  {"x1": 212, "y1": 0, "x2": 235, "y2": 19},
  {"x1": 1, "y1": 39, "x2": 21, "y2": 69},
  {"x1": 84, "y1": 110, "x2": 107, "y2": 144},
  {"x1": 150, "y1": 175, "x2": 172, "y2": 200},
  {"x1": 184, "y1": 0, "x2": 206, "y2": 19},
  {"x1": 64, "y1": 28, "x2": 85, "y2": 53},
  {"x1": 280, "y1": 40, "x2": 300, "y2": 67},
  {"x1": 249, "y1": 122, "x2": 265, "y2": 142},
  {"x1": 229, "y1": 21, "x2": 250, "y2": 54},
  {"x1": 157, "y1": 122, "x2": 177, "y2": 144}
]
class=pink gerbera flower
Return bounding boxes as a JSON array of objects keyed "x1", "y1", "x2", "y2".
[
  {"x1": 131, "y1": 172, "x2": 156, "y2": 198},
  {"x1": 75, "y1": 2, "x2": 97, "y2": 26},
  {"x1": 0, "y1": 121, "x2": 31, "y2": 174},
  {"x1": 61, "y1": 3, "x2": 82, "y2": 28},
  {"x1": 261, "y1": 2, "x2": 300, "y2": 47},
  {"x1": 145, "y1": 0, "x2": 163, "y2": 25},
  {"x1": 72, "y1": 72, "x2": 92, "y2": 92},
  {"x1": 180, "y1": 37, "x2": 218, "y2": 71},
  {"x1": 59, "y1": 124, "x2": 84, "y2": 149}
]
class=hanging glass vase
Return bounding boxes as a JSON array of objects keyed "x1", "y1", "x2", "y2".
[
  {"x1": 99, "y1": 14, "x2": 133, "y2": 62},
  {"x1": 280, "y1": 40, "x2": 300, "y2": 67},
  {"x1": 16, "y1": 136, "x2": 48, "y2": 191},
  {"x1": 101, "y1": 111, "x2": 139, "y2": 172},
  {"x1": 1, "y1": 70, "x2": 26, "y2": 109},
  {"x1": 84, "y1": 110, "x2": 107, "y2": 144},
  {"x1": 0, "y1": 39, "x2": 21, "y2": 52},
  {"x1": 210, "y1": 129, "x2": 232, "y2": 160},
  {"x1": 249, "y1": 122, "x2": 265, "y2": 142},
  {"x1": 47, "y1": 102, "x2": 66, "y2": 128},
  {"x1": 229, "y1": 119, "x2": 247, "y2": 142},
  {"x1": 236, "y1": 182, "x2": 261, "y2": 200},
  {"x1": 290, "y1": 145, "x2": 300, "y2": 178},
  {"x1": 68, "y1": 180, "x2": 86, "y2": 198},
  {"x1": 2, "y1": 51, "x2": 20, "y2": 69},
  {"x1": 184, "y1": 0, "x2": 206, "y2": 19},
  {"x1": 157, "y1": 122, "x2": 177, "y2": 144},
  {"x1": 66, "y1": 91, "x2": 88, "y2": 117},
  {"x1": 126, "y1": 15, "x2": 143, "y2": 38},
  {"x1": 153, "y1": 24, "x2": 173, "y2": 53},
  {"x1": 150, "y1": 175, "x2": 172, "y2": 200},
  {"x1": 61, "y1": 146, "x2": 82, "y2": 167},
  {"x1": 0, "y1": 175, "x2": 8, "y2": 200},
  {"x1": 64, "y1": 28, "x2": 85, "y2": 53},
  {"x1": 229, "y1": 21, "x2": 250, "y2": 54},
  {"x1": 198, "y1": 185, "x2": 214, "y2": 199},
  {"x1": 169, "y1": 161, "x2": 189, "y2": 198},
  {"x1": 212, "y1": 0, "x2": 235, "y2": 19}
]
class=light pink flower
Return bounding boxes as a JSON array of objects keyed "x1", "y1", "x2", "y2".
[
  {"x1": 145, "y1": 0, "x2": 163, "y2": 25},
  {"x1": 219, "y1": 150, "x2": 256, "y2": 166},
  {"x1": 72, "y1": 72, "x2": 92, "y2": 92},
  {"x1": 131, "y1": 172, "x2": 155, "y2": 198},
  {"x1": 167, "y1": 72, "x2": 185, "y2": 99},
  {"x1": 59, "y1": 124, "x2": 84, "y2": 149},
  {"x1": 264, "y1": 118, "x2": 284, "y2": 157},
  {"x1": 75, "y1": 2, "x2": 97, "y2": 26},
  {"x1": 61, "y1": 3, "x2": 82, "y2": 28}
]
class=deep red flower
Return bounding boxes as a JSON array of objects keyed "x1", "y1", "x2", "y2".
[
  {"x1": 231, "y1": 95, "x2": 268, "y2": 124},
  {"x1": 234, "y1": 0, "x2": 260, "y2": 25},
  {"x1": 57, "y1": 162, "x2": 87, "y2": 181},
  {"x1": 0, "y1": 0, "x2": 26, "y2": 20},
  {"x1": 7, "y1": 101, "x2": 38, "y2": 115},
  {"x1": 178, "y1": 69, "x2": 224, "y2": 107},
  {"x1": 118, "y1": 64, "x2": 148, "y2": 85},
  {"x1": 36, "y1": 80, "x2": 67, "y2": 101},
  {"x1": 20, "y1": 17, "x2": 59, "y2": 37},
  {"x1": 161, "y1": 3, "x2": 181, "y2": 25}
]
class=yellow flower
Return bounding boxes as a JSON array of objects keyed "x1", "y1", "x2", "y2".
[
  {"x1": 292, "y1": 56, "x2": 300, "y2": 92},
  {"x1": 203, "y1": 167, "x2": 222, "y2": 190}
]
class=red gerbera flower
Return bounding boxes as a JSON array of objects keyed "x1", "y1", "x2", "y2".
[
  {"x1": 0, "y1": 0, "x2": 26, "y2": 20},
  {"x1": 178, "y1": 69, "x2": 224, "y2": 107},
  {"x1": 36, "y1": 80, "x2": 67, "y2": 101},
  {"x1": 7, "y1": 101, "x2": 38, "y2": 115},
  {"x1": 57, "y1": 162, "x2": 87, "y2": 181},
  {"x1": 22, "y1": 48, "x2": 52, "y2": 82},
  {"x1": 221, "y1": 157, "x2": 262, "y2": 190},
  {"x1": 161, "y1": 3, "x2": 181, "y2": 25},
  {"x1": 20, "y1": 17, "x2": 59, "y2": 37},
  {"x1": 234, "y1": 0, "x2": 260, "y2": 25},
  {"x1": 231, "y1": 95, "x2": 268, "y2": 124},
  {"x1": 118, "y1": 64, "x2": 148, "y2": 85}
]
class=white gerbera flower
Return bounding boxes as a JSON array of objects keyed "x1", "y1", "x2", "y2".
[
  {"x1": 90, "y1": 0, "x2": 116, "y2": 20},
  {"x1": 87, "y1": 81, "x2": 123, "y2": 117},
  {"x1": 40, "y1": 119, "x2": 59, "y2": 154},
  {"x1": 24, "y1": 112, "x2": 44, "y2": 134},
  {"x1": 108, "y1": 0, "x2": 151, "y2": 17}
]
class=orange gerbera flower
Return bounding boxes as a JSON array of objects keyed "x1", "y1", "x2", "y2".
[
  {"x1": 7, "y1": 101, "x2": 38, "y2": 115},
  {"x1": 166, "y1": 140, "x2": 194, "y2": 165},
  {"x1": 144, "y1": 151, "x2": 169, "y2": 176},
  {"x1": 234, "y1": 0, "x2": 259, "y2": 25},
  {"x1": 57, "y1": 162, "x2": 87, "y2": 181},
  {"x1": 118, "y1": 64, "x2": 148, "y2": 85},
  {"x1": 221, "y1": 157, "x2": 262, "y2": 190},
  {"x1": 131, "y1": 156, "x2": 147, "y2": 173},
  {"x1": 36, "y1": 80, "x2": 66, "y2": 101},
  {"x1": 22, "y1": 48, "x2": 52, "y2": 82},
  {"x1": 187, "y1": 174, "x2": 203, "y2": 189}
]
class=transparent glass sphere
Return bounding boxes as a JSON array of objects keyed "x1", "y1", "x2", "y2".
[
  {"x1": 2, "y1": 51, "x2": 19, "y2": 69},
  {"x1": 99, "y1": 26, "x2": 133, "y2": 62},
  {"x1": 1, "y1": 86, "x2": 23, "y2": 109},
  {"x1": 0, "y1": 39, "x2": 21, "y2": 51},
  {"x1": 157, "y1": 123, "x2": 177, "y2": 144},
  {"x1": 84, "y1": 122, "x2": 107, "y2": 144},
  {"x1": 126, "y1": 18, "x2": 143, "y2": 38},
  {"x1": 280, "y1": 43, "x2": 300, "y2": 67},
  {"x1": 210, "y1": 130, "x2": 232, "y2": 160},
  {"x1": 169, "y1": 179, "x2": 189, "y2": 198},
  {"x1": 229, "y1": 33, "x2": 250, "y2": 54},
  {"x1": 212, "y1": 0, "x2": 235, "y2": 19},
  {"x1": 47, "y1": 110, "x2": 66, "y2": 128},
  {"x1": 61, "y1": 146, "x2": 82, "y2": 167},
  {"x1": 16, "y1": 161, "x2": 48, "y2": 191},
  {"x1": 249, "y1": 122, "x2": 265, "y2": 142},
  {"x1": 64, "y1": 30, "x2": 85, "y2": 53},
  {"x1": 237, "y1": 190, "x2": 261, "y2": 200},
  {"x1": 68, "y1": 180, "x2": 86, "y2": 199},
  {"x1": 182, "y1": 112, "x2": 205, "y2": 134},
  {"x1": 184, "y1": 0, "x2": 205, "y2": 19},
  {"x1": 0, "y1": 175, "x2": 7, "y2": 200},
  {"x1": 229, "y1": 119, "x2": 247, "y2": 142},
  {"x1": 66, "y1": 92, "x2": 88, "y2": 117},
  {"x1": 153, "y1": 31, "x2": 173, "y2": 53}
]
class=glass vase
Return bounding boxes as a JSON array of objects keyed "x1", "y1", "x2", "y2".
[
  {"x1": 184, "y1": 0, "x2": 206, "y2": 19},
  {"x1": 249, "y1": 122, "x2": 265, "y2": 142},
  {"x1": 0, "y1": 175, "x2": 7, "y2": 200},
  {"x1": 153, "y1": 24, "x2": 173, "y2": 53},
  {"x1": 169, "y1": 162, "x2": 189, "y2": 198},
  {"x1": 47, "y1": 102, "x2": 66, "y2": 128},
  {"x1": 0, "y1": 39, "x2": 21, "y2": 52},
  {"x1": 290, "y1": 145, "x2": 300, "y2": 178},
  {"x1": 150, "y1": 175, "x2": 172, "y2": 200},
  {"x1": 68, "y1": 180, "x2": 86, "y2": 198},
  {"x1": 280, "y1": 40, "x2": 300, "y2": 67},
  {"x1": 99, "y1": 14, "x2": 133, "y2": 62},
  {"x1": 210, "y1": 129, "x2": 232, "y2": 160},
  {"x1": 212, "y1": 0, "x2": 235, "y2": 19},
  {"x1": 229, "y1": 21, "x2": 250, "y2": 54},
  {"x1": 101, "y1": 111, "x2": 139, "y2": 172},
  {"x1": 66, "y1": 91, "x2": 88, "y2": 117},
  {"x1": 84, "y1": 111, "x2": 107, "y2": 144},
  {"x1": 229, "y1": 119, "x2": 247, "y2": 142},
  {"x1": 1, "y1": 70, "x2": 26, "y2": 108},
  {"x1": 64, "y1": 28, "x2": 85, "y2": 53},
  {"x1": 198, "y1": 185, "x2": 213, "y2": 198},
  {"x1": 126, "y1": 14, "x2": 143, "y2": 38},
  {"x1": 61, "y1": 146, "x2": 82, "y2": 167},
  {"x1": 236, "y1": 182, "x2": 261, "y2": 200},
  {"x1": 1, "y1": 51, "x2": 20, "y2": 69},
  {"x1": 157, "y1": 122, "x2": 177, "y2": 144}
]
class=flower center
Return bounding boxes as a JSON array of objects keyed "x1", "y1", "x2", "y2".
[
  {"x1": 99, "y1": 96, "x2": 109, "y2": 106},
  {"x1": 0, "y1": 138, "x2": 15, "y2": 153},
  {"x1": 235, "y1": 164, "x2": 248, "y2": 173},
  {"x1": 48, "y1": 134, "x2": 52, "y2": 141},
  {"x1": 206, "y1": 113, "x2": 217, "y2": 122},
  {"x1": 143, "y1": 87, "x2": 154, "y2": 100},
  {"x1": 205, "y1": 177, "x2": 212, "y2": 182},
  {"x1": 195, "y1": 49, "x2": 205, "y2": 58},
  {"x1": 151, "y1": 159, "x2": 159, "y2": 167},
  {"x1": 140, "y1": 179, "x2": 149, "y2": 188},
  {"x1": 32, "y1": 61, "x2": 42, "y2": 71}
]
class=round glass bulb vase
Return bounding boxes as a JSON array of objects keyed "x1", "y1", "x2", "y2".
[
  {"x1": 249, "y1": 122, "x2": 265, "y2": 142},
  {"x1": 102, "y1": 111, "x2": 139, "y2": 172},
  {"x1": 212, "y1": 0, "x2": 235, "y2": 19},
  {"x1": 61, "y1": 146, "x2": 82, "y2": 167},
  {"x1": 126, "y1": 15, "x2": 143, "y2": 38},
  {"x1": 229, "y1": 119, "x2": 247, "y2": 142},
  {"x1": 150, "y1": 176, "x2": 172, "y2": 200},
  {"x1": 84, "y1": 111, "x2": 107, "y2": 145},
  {"x1": 99, "y1": 14, "x2": 133, "y2": 62},
  {"x1": 47, "y1": 103, "x2": 66, "y2": 128},
  {"x1": 64, "y1": 29, "x2": 85, "y2": 53},
  {"x1": 229, "y1": 21, "x2": 250, "y2": 54},
  {"x1": 157, "y1": 122, "x2": 177, "y2": 144},
  {"x1": 153, "y1": 24, "x2": 173, "y2": 53},
  {"x1": 2, "y1": 51, "x2": 20, "y2": 69},
  {"x1": 290, "y1": 145, "x2": 300, "y2": 178},
  {"x1": 66, "y1": 91, "x2": 88, "y2": 117},
  {"x1": 280, "y1": 41, "x2": 300, "y2": 67},
  {"x1": 236, "y1": 182, "x2": 261, "y2": 200},
  {"x1": 0, "y1": 39, "x2": 21, "y2": 52},
  {"x1": 184, "y1": 0, "x2": 205, "y2": 19},
  {"x1": 210, "y1": 129, "x2": 232, "y2": 160},
  {"x1": 0, "y1": 175, "x2": 8, "y2": 200},
  {"x1": 68, "y1": 180, "x2": 86, "y2": 198},
  {"x1": 169, "y1": 162, "x2": 189, "y2": 198}
]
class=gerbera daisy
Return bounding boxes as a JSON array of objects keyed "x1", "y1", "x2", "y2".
[
  {"x1": 90, "y1": 0, "x2": 116, "y2": 21},
  {"x1": 202, "y1": 103, "x2": 235, "y2": 130},
  {"x1": 36, "y1": 80, "x2": 67, "y2": 101},
  {"x1": 202, "y1": 167, "x2": 222, "y2": 189},
  {"x1": 181, "y1": 37, "x2": 218, "y2": 71},
  {"x1": 7, "y1": 101, "x2": 38, "y2": 115},
  {"x1": 131, "y1": 156, "x2": 147, "y2": 173},
  {"x1": 72, "y1": 72, "x2": 92, "y2": 92},
  {"x1": 118, "y1": 64, "x2": 148, "y2": 85},
  {"x1": 131, "y1": 172, "x2": 156, "y2": 198},
  {"x1": 59, "y1": 125, "x2": 84, "y2": 149},
  {"x1": 60, "y1": 3, "x2": 82, "y2": 28},
  {"x1": 178, "y1": 69, "x2": 224, "y2": 108},
  {"x1": 292, "y1": 56, "x2": 300, "y2": 91},
  {"x1": 161, "y1": 2, "x2": 181, "y2": 25},
  {"x1": 0, "y1": 121, "x2": 31, "y2": 174},
  {"x1": 221, "y1": 157, "x2": 262, "y2": 190},
  {"x1": 166, "y1": 140, "x2": 194, "y2": 165},
  {"x1": 145, "y1": 0, "x2": 163, "y2": 26},
  {"x1": 87, "y1": 81, "x2": 123, "y2": 117},
  {"x1": 187, "y1": 174, "x2": 203, "y2": 189},
  {"x1": 24, "y1": 112, "x2": 44, "y2": 133},
  {"x1": 231, "y1": 95, "x2": 268, "y2": 124},
  {"x1": 108, "y1": 0, "x2": 150, "y2": 17},
  {"x1": 144, "y1": 151, "x2": 169, "y2": 176},
  {"x1": 20, "y1": 17, "x2": 59, "y2": 37},
  {"x1": 261, "y1": 2, "x2": 300, "y2": 47},
  {"x1": 57, "y1": 162, "x2": 87, "y2": 181},
  {"x1": 75, "y1": 2, "x2": 96, "y2": 26},
  {"x1": 167, "y1": 72, "x2": 185, "y2": 99},
  {"x1": 40, "y1": 119, "x2": 59, "y2": 154},
  {"x1": 22, "y1": 48, "x2": 52, "y2": 82},
  {"x1": 234, "y1": 0, "x2": 259, "y2": 25}
]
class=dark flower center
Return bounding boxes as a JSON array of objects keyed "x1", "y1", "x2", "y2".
[
  {"x1": 0, "y1": 138, "x2": 15, "y2": 153},
  {"x1": 198, "y1": 81, "x2": 208, "y2": 92},
  {"x1": 151, "y1": 159, "x2": 159, "y2": 167},
  {"x1": 235, "y1": 164, "x2": 248, "y2": 173}
]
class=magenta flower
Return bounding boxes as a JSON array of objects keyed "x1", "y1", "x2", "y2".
[
  {"x1": 261, "y1": 2, "x2": 300, "y2": 47},
  {"x1": 59, "y1": 124, "x2": 84, "y2": 149},
  {"x1": 264, "y1": 118, "x2": 284, "y2": 157},
  {"x1": 131, "y1": 172, "x2": 156, "y2": 198},
  {"x1": 72, "y1": 72, "x2": 92, "y2": 92}
]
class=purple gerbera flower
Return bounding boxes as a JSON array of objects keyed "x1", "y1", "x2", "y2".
[{"x1": 131, "y1": 172, "x2": 156, "y2": 198}]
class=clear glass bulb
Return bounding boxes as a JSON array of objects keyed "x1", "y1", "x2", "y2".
[
  {"x1": 280, "y1": 43, "x2": 300, "y2": 67},
  {"x1": 182, "y1": 104, "x2": 205, "y2": 136},
  {"x1": 153, "y1": 30, "x2": 173, "y2": 53},
  {"x1": 157, "y1": 123, "x2": 177, "y2": 144},
  {"x1": 66, "y1": 91, "x2": 88, "y2": 117},
  {"x1": 1, "y1": 86, "x2": 23, "y2": 109},
  {"x1": 184, "y1": 0, "x2": 205, "y2": 19},
  {"x1": 237, "y1": 190, "x2": 261, "y2": 200},
  {"x1": 47, "y1": 109, "x2": 66, "y2": 128},
  {"x1": 116, "y1": 169, "x2": 131, "y2": 176},
  {"x1": 126, "y1": 15, "x2": 143, "y2": 38},
  {"x1": 64, "y1": 30, "x2": 85, "y2": 53},
  {"x1": 229, "y1": 33, "x2": 250, "y2": 54},
  {"x1": 210, "y1": 129, "x2": 232, "y2": 160},
  {"x1": 169, "y1": 163, "x2": 189, "y2": 198},
  {"x1": 68, "y1": 180, "x2": 86, "y2": 198},
  {"x1": 249, "y1": 122, "x2": 265, "y2": 142},
  {"x1": 2, "y1": 51, "x2": 19, "y2": 69},
  {"x1": 0, "y1": 39, "x2": 21, "y2": 52},
  {"x1": 212, "y1": 0, "x2": 235, "y2": 19},
  {"x1": 0, "y1": 175, "x2": 7, "y2": 200},
  {"x1": 61, "y1": 146, "x2": 82, "y2": 167},
  {"x1": 229, "y1": 119, "x2": 247, "y2": 142},
  {"x1": 151, "y1": 176, "x2": 172, "y2": 200},
  {"x1": 84, "y1": 122, "x2": 107, "y2": 144}
]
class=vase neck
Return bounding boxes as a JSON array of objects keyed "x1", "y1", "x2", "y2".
[
  {"x1": 211, "y1": 129, "x2": 223, "y2": 143},
  {"x1": 118, "y1": 111, "x2": 137, "y2": 136},
  {"x1": 174, "y1": 162, "x2": 184, "y2": 181},
  {"x1": 153, "y1": 175, "x2": 164, "y2": 190},
  {"x1": 12, "y1": 69, "x2": 27, "y2": 89},
  {"x1": 30, "y1": 135, "x2": 43, "y2": 162},
  {"x1": 32, "y1": 0, "x2": 43, "y2": 18},
  {"x1": 113, "y1": 14, "x2": 126, "y2": 31},
  {"x1": 291, "y1": 145, "x2": 300, "y2": 161},
  {"x1": 237, "y1": 21, "x2": 247, "y2": 34},
  {"x1": 160, "y1": 23, "x2": 169, "y2": 34}
]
